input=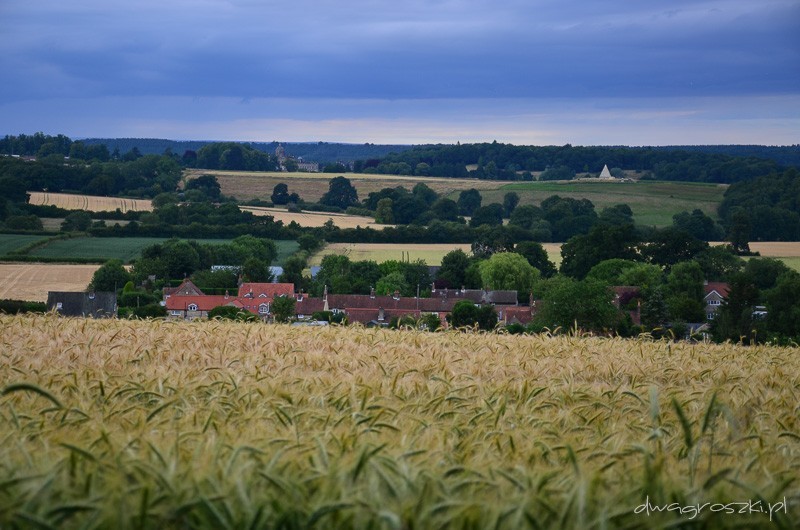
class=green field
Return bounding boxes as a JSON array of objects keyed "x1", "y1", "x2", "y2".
[
  {"x1": 26, "y1": 237, "x2": 298, "y2": 264},
  {"x1": 474, "y1": 180, "x2": 728, "y2": 228},
  {"x1": 0, "y1": 234, "x2": 50, "y2": 256}
]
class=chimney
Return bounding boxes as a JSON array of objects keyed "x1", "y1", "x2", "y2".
[
  {"x1": 370, "y1": 287, "x2": 375, "y2": 299},
  {"x1": 224, "y1": 290, "x2": 229, "y2": 299},
  {"x1": 393, "y1": 290, "x2": 400, "y2": 300},
  {"x1": 461, "y1": 285, "x2": 465, "y2": 293},
  {"x1": 431, "y1": 282, "x2": 436, "y2": 293}
]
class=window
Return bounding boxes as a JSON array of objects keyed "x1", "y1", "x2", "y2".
[
  {"x1": 188, "y1": 304, "x2": 198, "y2": 311},
  {"x1": 56, "y1": 302, "x2": 63, "y2": 310},
  {"x1": 259, "y1": 303, "x2": 269, "y2": 314},
  {"x1": 171, "y1": 310, "x2": 182, "y2": 316}
]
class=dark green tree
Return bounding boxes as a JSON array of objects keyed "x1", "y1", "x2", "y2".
[
  {"x1": 447, "y1": 300, "x2": 497, "y2": 331},
  {"x1": 271, "y1": 183, "x2": 290, "y2": 205},
  {"x1": 242, "y1": 257, "x2": 273, "y2": 283},
  {"x1": 60, "y1": 211, "x2": 92, "y2": 232},
  {"x1": 271, "y1": 295, "x2": 296, "y2": 323},
  {"x1": 185, "y1": 174, "x2": 222, "y2": 200},
  {"x1": 437, "y1": 249, "x2": 471, "y2": 288},
  {"x1": 532, "y1": 277, "x2": 618, "y2": 332},
  {"x1": 502, "y1": 192, "x2": 520, "y2": 218},
  {"x1": 711, "y1": 272, "x2": 761, "y2": 343},
  {"x1": 89, "y1": 259, "x2": 131, "y2": 292},
  {"x1": 375, "y1": 198, "x2": 394, "y2": 224},
  {"x1": 457, "y1": 189, "x2": 482, "y2": 216},
  {"x1": 469, "y1": 203, "x2": 504, "y2": 227},
  {"x1": 515, "y1": 241, "x2": 557, "y2": 278},
  {"x1": 320, "y1": 176, "x2": 359, "y2": 209}
]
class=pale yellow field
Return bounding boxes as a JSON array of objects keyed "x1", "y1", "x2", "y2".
[
  {"x1": 241, "y1": 206, "x2": 392, "y2": 229},
  {"x1": 186, "y1": 169, "x2": 501, "y2": 202},
  {"x1": 0, "y1": 263, "x2": 99, "y2": 301},
  {"x1": 746, "y1": 242, "x2": 800, "y2": 257},
  {"x1": 1, "y1": 316, "x2": 798, "y2": 528},
  {"x1": 310, "y1": 242, "x2": 564, "y2": 266},
  {"x1": 28, "y1": 191, "x2": 153, "y2": 212}
]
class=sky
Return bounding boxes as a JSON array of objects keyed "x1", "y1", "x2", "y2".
[{"x1": 1, "y1": 0, "x2": 799, "y2": 145}]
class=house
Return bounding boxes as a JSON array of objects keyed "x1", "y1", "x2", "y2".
[
  {"x1": 163, "y1": 280, "x2": 296, "y2": 320},
  {"x1": 47, "y1": 291, "x2": 117, "y2": 318},
  {"x1": 703, "y1": 282, "x2": 730, "y2": 320}
]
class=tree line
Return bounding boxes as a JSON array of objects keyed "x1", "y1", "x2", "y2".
[{"x1": 351, "y1": 142, "x2": 788, "y2": 183}]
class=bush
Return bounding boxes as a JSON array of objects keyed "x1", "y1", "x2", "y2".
[{"x1": 0, "y1": 299, "x2": 47, "y2": 314}]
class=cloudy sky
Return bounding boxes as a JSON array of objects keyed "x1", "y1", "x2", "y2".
[{"x1": 1, "y1": 0, "x2": 798, "y2": 145}]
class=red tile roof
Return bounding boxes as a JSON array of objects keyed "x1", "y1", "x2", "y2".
[
  {"x1": 238, "y1": 283, "x2": 294, "y2": 299},
  {"x1": 165, "y1": 295, "x2": 232, "y2": 312},
  {"x1": 704, "y1": 282, "x2": 730, "y2": 298}
]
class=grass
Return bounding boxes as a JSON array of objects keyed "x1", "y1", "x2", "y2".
[
  {"x1": 0, "y1": 315, "x2": 797, "y2": 529},
  {"x1": 480, "y1": 180, "x2": 728, "y2": 227},
  {"x1": 25, "y1": 237, "x2": 298, "y2": 264},
  {"x1": 0, "y1": 234, "x2": 50, "y2": 256}
]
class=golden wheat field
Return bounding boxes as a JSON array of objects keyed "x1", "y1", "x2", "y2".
[
  {"x1": 241, "y1": 206, "x2": 392, "y2": 229},
  {"x1": 1, "y1": 315, "x2": 798, "y2": 529},
  {"x1": 186, "y1": 169, "x2": 501, "y2": 202},
  {"x1": 28, "y1": 191, "x2": 154, "y2": 212},
  {"x1": 0, "y1": 263, "x2": 99, "y2": 301}
]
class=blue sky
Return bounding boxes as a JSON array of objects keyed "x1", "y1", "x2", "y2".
[{"x1": 1, "y1": 0, "x2": 798, "y2": 145}]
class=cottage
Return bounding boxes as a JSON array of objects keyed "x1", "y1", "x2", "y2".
[{"x1": 47, "y1": 291, "x2": 117, "y2": 318}]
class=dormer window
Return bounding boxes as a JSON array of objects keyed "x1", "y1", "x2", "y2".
[
  {"x1": 258, "y1": 303, "x2": 269, "y2": 314},
  {"x1": 259, "y1": 293, "x2": 267, "y2": 298},
  {"x1": 188, "y1": 303, "x2": 198, "y2": 311}
]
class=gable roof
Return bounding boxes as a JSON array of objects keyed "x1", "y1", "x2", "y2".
[
  {"x1": 238, "y1": 282, "x2": 294, "y2": 299},
  {"x1": 704, "y1": 282, "x2": 730, "y2": 299},
  {"x1": 163, "y1": 279, "x2": 205, "y2": 297},
  {"x1": 165, "y1": 294, "x2": 232, "y2": 312}
]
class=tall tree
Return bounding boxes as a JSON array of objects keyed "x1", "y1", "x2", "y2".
[
  {"x1": 457, "y1": 188, "x2": 482, "y2": 216},
  {"x1": 320, "y1": 176, "x2": 359, "y2": 209},
  {"x1": 271, "y1": 183, "x2": 290, "y2": 205}
]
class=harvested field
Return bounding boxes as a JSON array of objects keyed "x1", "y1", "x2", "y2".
[
  {"x1": 187, "y1": 169, "x2": 500, "y2": 202},
  {"x1": 0, "y1": 263, "x2": 99, "y2": 301},
  {"x1": 1, "y1": 316, "x2": 798, "y2": 528},
  {"x1": 242, "y1": 206, "x2": 390, "y2": 229},
  {"x1": 310, "y1": 242, "x2": 564, "y2": 266},
  {"x1": 28, "y1": 191, "x2": 153, "y2": 212},
  {"x1": 746, "y1": 241, "x2": 800, "y2": 257}
]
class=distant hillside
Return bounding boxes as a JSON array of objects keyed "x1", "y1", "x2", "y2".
[{"x1": 79, "y1": 138, "x2": 412, "y2": 163}]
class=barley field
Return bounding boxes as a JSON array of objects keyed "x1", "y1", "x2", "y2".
[
  {"x1": 28, "y1": 192, "x2": 154, "y2": 213},
  {"x1": 1, "y1": 315, "x2": 798, "y2": 529}
]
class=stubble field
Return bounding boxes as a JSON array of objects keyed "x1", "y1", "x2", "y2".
[
  {"x1": 1, "y1": 316, "x2": 797, "y2": 528},
  {"x1": 241, "y1": 206, "x2": 391, "y2": 229},
  {"x1": 0, "y1": 263, "x2": 99, "y2": 301},
  {"x1": 187, "y1": 170, "x2": 500, "y2": 202}
]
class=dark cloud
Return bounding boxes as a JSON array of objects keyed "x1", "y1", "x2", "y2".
[{"x1": 0, "y1": 1, "x2": 797, "y2": 143}]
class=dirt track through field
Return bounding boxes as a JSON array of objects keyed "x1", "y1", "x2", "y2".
[{"x1": 0, "y1": 263, "x2": 100, "y2": 302}]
